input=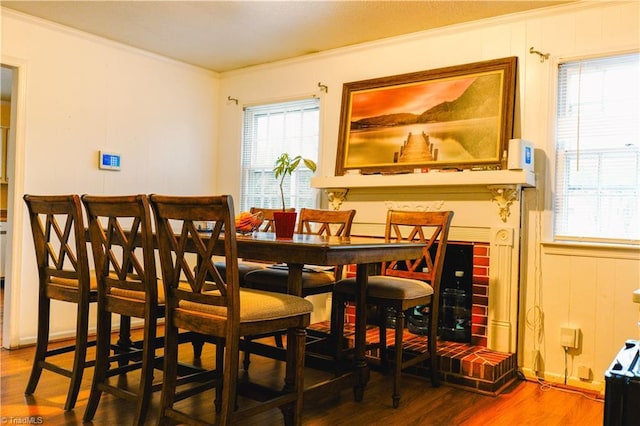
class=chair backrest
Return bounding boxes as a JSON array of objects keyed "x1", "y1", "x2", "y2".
[
  {"x1": 382, "y1": 210, "x2": 454, "y2": 296},
  {"x1": 296, "y1": 208, "x2": 356, "y2": 237},
  {"x1": 150, "y1": 194, "x2": 239, "y2": 338},
  {"x1": 82, "y1": 194, "x2": 157, "y2": 317},
  {"x1": 250, "y1": 207, "x2": 295, "y2": 232},
  {"x1": 23, "y1": 194, "x2": 91, "y2": 303},
  {"x1": 296, "y1": 208, "x2": 356, "y2": 278}
]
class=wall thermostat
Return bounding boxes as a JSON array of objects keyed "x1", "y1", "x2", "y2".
[{"x1": 99, "y1": 151, "x2": 121, "y2": 171}]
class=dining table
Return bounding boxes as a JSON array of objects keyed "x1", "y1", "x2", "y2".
[
  {"x1": 229, "y1": 231, "x2": 425, "y2": 402},
  {"x1": 90, "y1": 227, "x2": 425, "y2": 403}
]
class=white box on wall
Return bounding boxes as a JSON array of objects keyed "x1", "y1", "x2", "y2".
[{"x1": 507, "y1": 139, "x2": 534, "y2": 172}]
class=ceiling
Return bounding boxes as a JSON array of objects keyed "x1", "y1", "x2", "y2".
[{"x1": 2, "y1": 1, "x2": 573, "y2": 73}]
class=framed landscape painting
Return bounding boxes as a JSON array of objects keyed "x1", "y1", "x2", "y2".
[{"x1": 335, "y1": 57, "x2": 517, "y2": 175}]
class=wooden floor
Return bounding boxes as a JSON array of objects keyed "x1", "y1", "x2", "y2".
[{"x1": 0, "y1": 288, "x2": 604, "y2": 425}]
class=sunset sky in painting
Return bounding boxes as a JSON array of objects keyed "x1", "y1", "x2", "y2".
[{"x1": 350, "y1": 76, "x2": 476, "y2": 122}]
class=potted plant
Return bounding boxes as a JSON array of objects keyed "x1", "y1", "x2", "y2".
[{"x1": 272, "y1": 153, "x2": 316, "y2": 238}]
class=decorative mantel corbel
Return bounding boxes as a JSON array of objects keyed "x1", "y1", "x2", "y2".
[
  {"x1": 325, "y1": 188, "x2": 349, "y2": 210},
  {"x1": 488, "y1": 185, "x2": 519, "y2": 222}
]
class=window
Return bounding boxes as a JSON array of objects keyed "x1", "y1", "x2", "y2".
[
  {"x1": 554, "y1": 52, "x2": 640, "y2": 244},
  {"x1": 240, "y1": 98, "x2": 320, "y2": 212}
]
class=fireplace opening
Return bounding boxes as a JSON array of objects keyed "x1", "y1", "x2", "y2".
[
  {"x1": 438, "y1": 243, "x2": 474, "y2": 342},
  {"x1": 401, "y1": 243, "x2": 474, "y2": 343}
]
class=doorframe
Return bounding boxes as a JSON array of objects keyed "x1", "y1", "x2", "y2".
[{"x1": 1, "y1": 56, "x2": 27, "y2": 349}]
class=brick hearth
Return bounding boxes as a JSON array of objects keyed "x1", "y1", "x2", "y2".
[
  {"x1": 402, "y1": 335, "x2": 517, "y2": 395},
  {"x1": 308, "y1": 321, "x2": 517, "y2": 395}
]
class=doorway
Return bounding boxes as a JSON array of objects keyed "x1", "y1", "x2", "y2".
[
  {"x1": 1, "y1": 61, "x2": 23, "y2": 348},
  {"x1": 0, "y1": 65, "x2": 13, "y2": 343}
]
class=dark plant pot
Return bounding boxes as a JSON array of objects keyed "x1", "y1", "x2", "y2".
[{"x1": 273, "y1": 211, "x2": 297, "y2": 239}]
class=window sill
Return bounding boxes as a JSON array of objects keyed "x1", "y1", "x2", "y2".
[{"x1": 542, "y1": 240, "x2": 640, "y2": 260}]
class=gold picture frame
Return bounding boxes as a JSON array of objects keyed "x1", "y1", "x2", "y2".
[{"x1": 335, "y1": 57, "x2": 517, "y2": 175}]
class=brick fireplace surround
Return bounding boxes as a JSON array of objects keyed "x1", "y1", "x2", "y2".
[{"x1": 309, "y1": 240, "x2": 518, "y2": 395}]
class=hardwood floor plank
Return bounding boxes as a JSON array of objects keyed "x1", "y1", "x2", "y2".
[{"x1": 0, "y1": 327, "x2": 604, "y2": 425}]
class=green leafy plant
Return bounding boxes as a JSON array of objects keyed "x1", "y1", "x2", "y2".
[{"x1": 273, "y1": 153, "x2": 317, "y2": 211}]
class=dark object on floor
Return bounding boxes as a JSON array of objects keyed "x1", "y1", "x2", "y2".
[{"x1": 604, "y1": 339, "x2": 640, "y2": 426}]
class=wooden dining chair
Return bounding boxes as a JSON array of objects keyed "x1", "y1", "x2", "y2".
[
  {"x1": 331, "y1": 210, "x2": 453, "y2": 408},
  {"x1": 150, "y1": 194, "x2": 313, "y2": 425},
  {"x1": 243, "y1": 208, "x2": 357, "y2": 296},
  {"x1": 81, "y1": 194, "x2": 165, "y2": 425},
  {"x1": 22, "y1": 194, "x2": 96, "y2": 412},
  {"x1": 241, "y1": 207, "x2": 356, "y2": 369},
  {"x1": 214, "y1": 206, "x2": 295, "y2": 285}
]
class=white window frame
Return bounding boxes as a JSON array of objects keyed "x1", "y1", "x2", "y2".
[
  {"x1": 239, "y1": 97, "x2": 320, "y2": 213},
  {"x1": 552, "y1": 51, "x2": 640, "y2": 246}
]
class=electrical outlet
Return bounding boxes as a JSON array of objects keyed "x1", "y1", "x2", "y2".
[
  {"x1": 560, "y1": 326, "x2": 580, "y2": 349},
  {"x1": 578, "y1": 365, "x2": 591, "y2": 380}
]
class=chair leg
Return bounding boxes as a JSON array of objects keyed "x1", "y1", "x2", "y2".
[
  {"x1": 158, "y1": 319, "x2": 180, "y2": 426},
  {"x1": 242, "y1": 336, "x2": 252, "y2": 371},
  {"x1": 429, "y1": 307, "x2": 440, "y2": 387},
  {"x1": 392, "y1": 308, "x2": 406, "y2": 409},
  {"x1": 215, "y1": 340, "x2": 224, "y2": 413},
  {"x1": 220, "y1": 335, "x2": 240, "y2": 424},
  {"x1": 191, "y1": 333, "x2": 205, "y2": 359},
  {"x1": 330, "y1": 293, "x2": 346, "y2": 364},
  {"x1": 132, "y1": 317, "x2": 158, "y2": 425},
  {"x1": 64, "y1": 299, "x2": 91, "y2": 411},
  {"x1": 116, "y1": 315, "x2": 133, "y2": 366},
  {"x1": 83, "y1": 309, "x2": 112, "y2": 422},
  {"x1": 24, "y1": 296, "x2": 50, "y2": 396},
  {"x1": 379, "y1": 305, "x2": 389, "y2": 372},
  {"x1": 281, "y1": 326, "x2": 305, "y2": 426}
]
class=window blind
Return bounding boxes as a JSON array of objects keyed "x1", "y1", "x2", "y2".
[
  {"x1": 554, "y1": 52, "x2": 640, "y2": 244},
  {"x1": 240, "y1": 98, "x2": 320, "y2": 212}
]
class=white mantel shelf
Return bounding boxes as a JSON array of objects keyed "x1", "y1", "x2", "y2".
[
  {"x1": 311, "y1": 169, "x2": 536, "y2": 190},
  {"x1": 312, "y1": 170, "x2": 535, "y2": 221}
]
